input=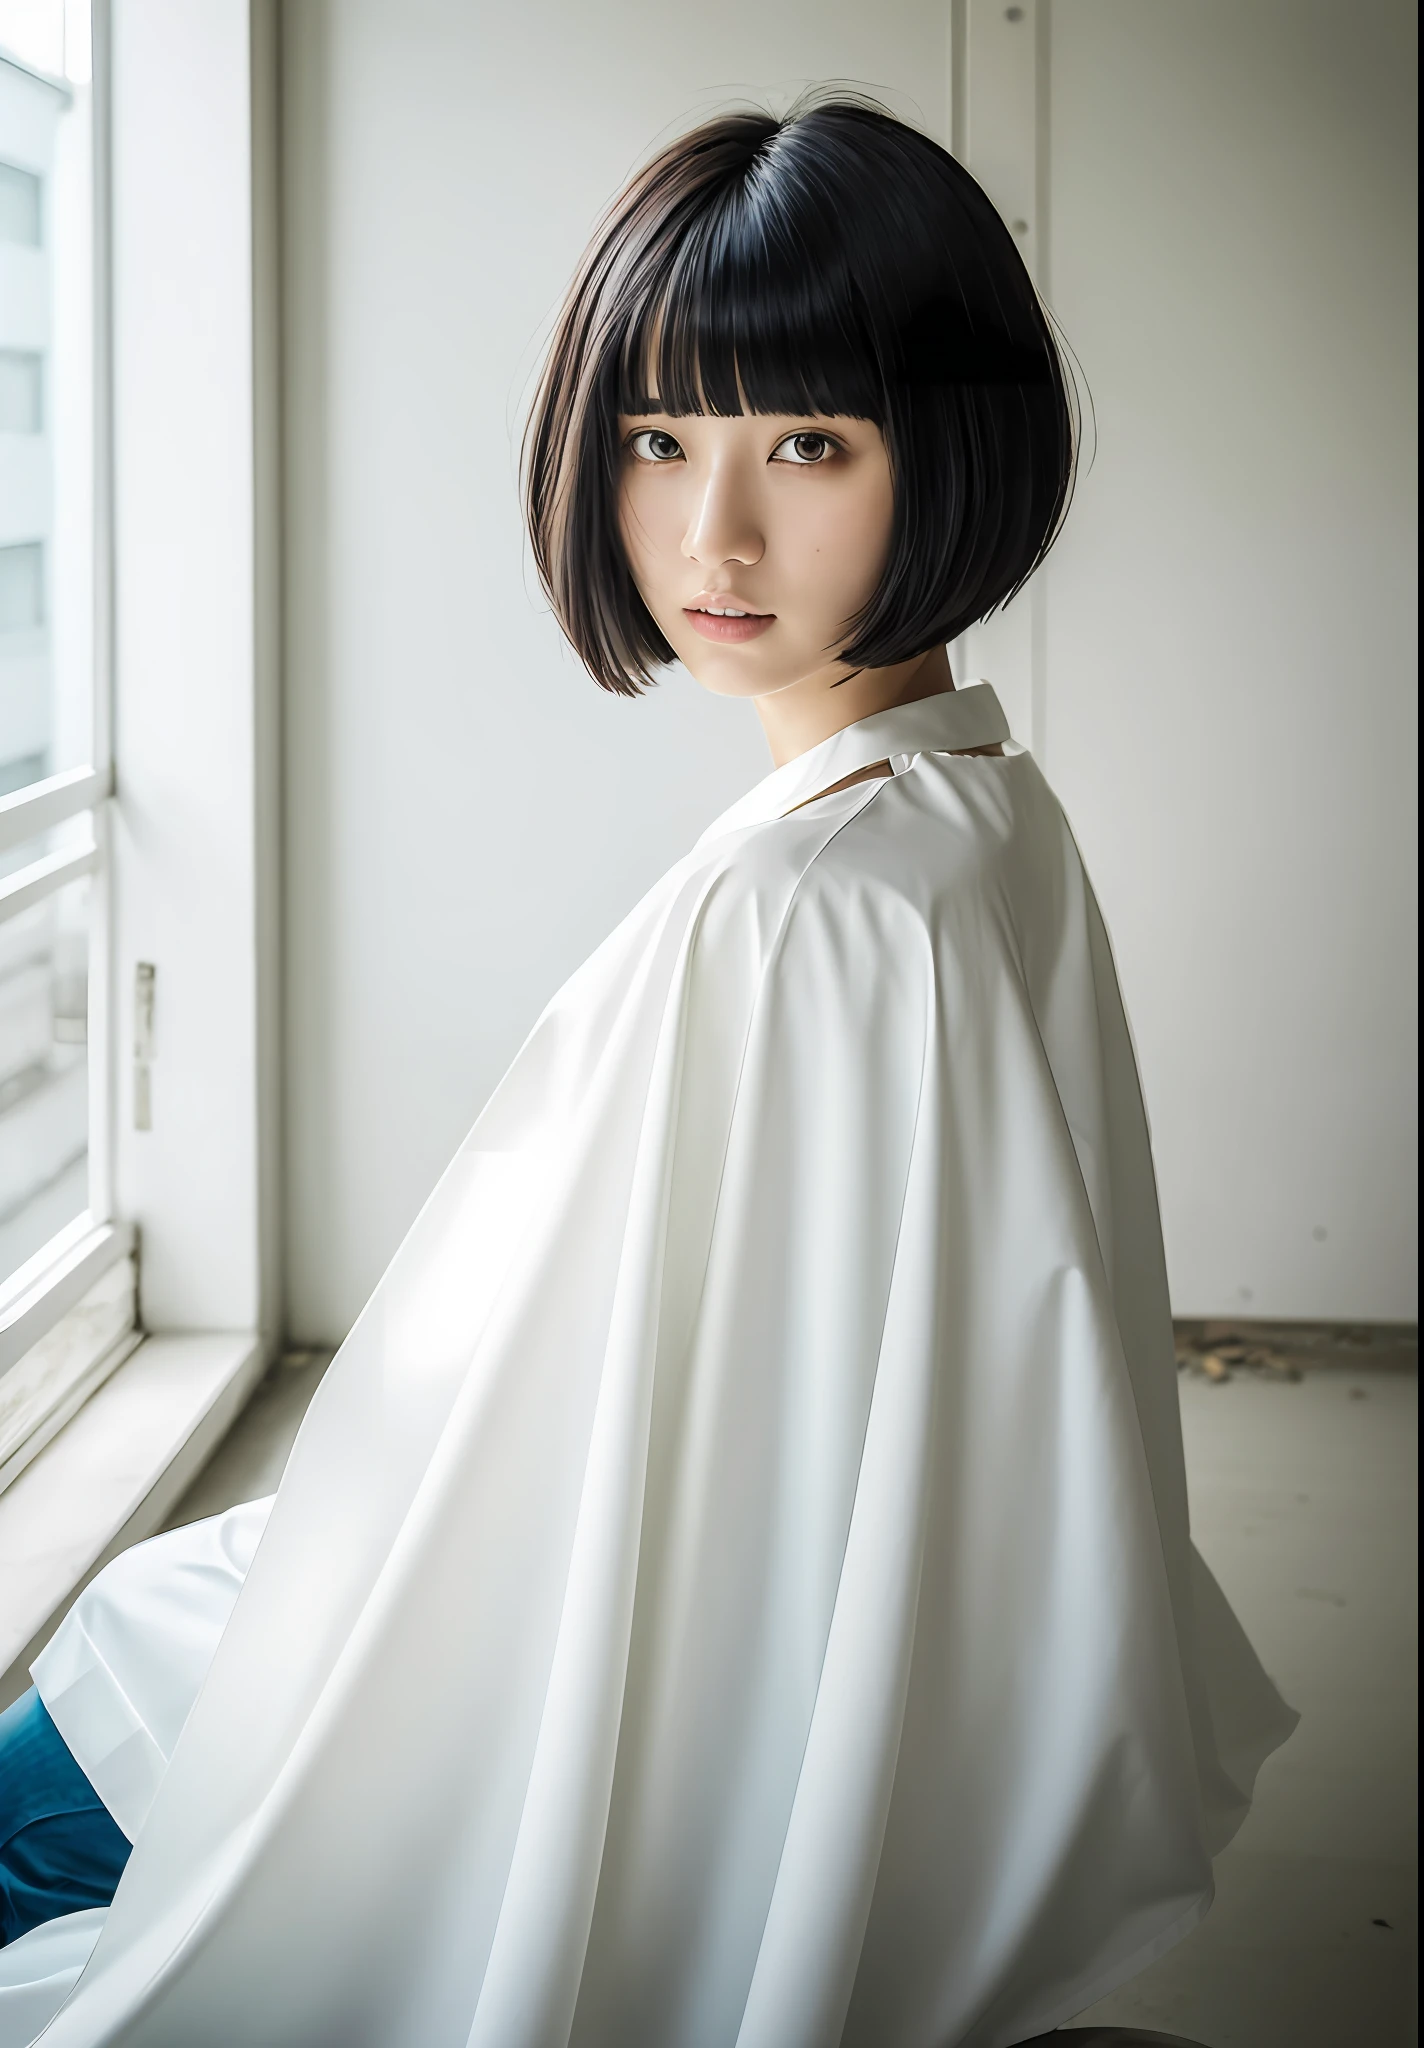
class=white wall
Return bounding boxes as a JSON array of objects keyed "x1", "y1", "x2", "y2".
[
  {"x1": 1037, "y1": 0, "x2": 1416, "y2": 1320},
  {"x1": 283, "y1": 0, "x2": 1417, "y2": 1341},
  {"x1": 281, "y1": 0, "x2": 953, "y2": 1340}
]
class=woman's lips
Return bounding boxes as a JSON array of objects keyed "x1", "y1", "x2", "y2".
[{"x1": 684, "y1": 606, "x2": 775, "y2": 643}]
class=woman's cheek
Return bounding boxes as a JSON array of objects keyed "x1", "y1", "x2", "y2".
[
  {"x1": 620, "y1": 486, "x2": 666, "y2": 590},
  {"x1": 810, "y1": 503, "x2": 885, "y2": 607},
  {"x1": 638, "y1": 484, "x2": 686, "y2": 581}
]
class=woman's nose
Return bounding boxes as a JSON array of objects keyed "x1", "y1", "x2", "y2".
[{"x1": 681, "y1": 461, "x2": 764, "y2": 569}]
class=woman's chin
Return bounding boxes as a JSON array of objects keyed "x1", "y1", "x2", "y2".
[
  {"x1": 673, "y1": 648, "x2": 786, "y2": 700},
  {"x1": 684, "y1": 667, "x2": 783, "y2": 701},
  {"x1": 672, "y1": 639, "x2": 826, "y2": 703}
]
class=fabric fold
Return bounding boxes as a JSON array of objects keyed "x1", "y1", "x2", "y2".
[{"x1": 24, "y1": 687, "x2": 1294, "y2": 2048}]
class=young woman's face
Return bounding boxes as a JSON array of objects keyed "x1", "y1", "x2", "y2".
[{"x1": 616, "y1": 409, "x2": 895, "y2": 701}]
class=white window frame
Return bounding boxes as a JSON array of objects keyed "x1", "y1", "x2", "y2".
[
  {"x1": 0, "y1": 16, "x2": 129, "y2": 1396},
  {"x1": 2, "y1": 0, "x2": 281, "y2": 1358},
  {"x1": 0, "y1": 0, "x2": 279, "y2": 1697}
]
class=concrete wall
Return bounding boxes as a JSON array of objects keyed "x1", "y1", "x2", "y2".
[{"x1": 281, "y1": 0, "x2": 1417, "y2": 1340}]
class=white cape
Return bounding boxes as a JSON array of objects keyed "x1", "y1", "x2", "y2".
[{"x1": 18, "y1": 686, "x2": 1294, "y2": 2048}]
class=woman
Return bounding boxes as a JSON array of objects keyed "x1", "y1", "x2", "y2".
[{"x1": 1, "y1": 96, "x2": 1293, "y2": 2047}]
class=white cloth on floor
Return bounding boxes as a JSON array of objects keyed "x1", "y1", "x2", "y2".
[
  {"x1": 0, "y1": 1913, "x2": 104, "y2": 2048},
  {"x1": 32, "y1": 1499, "x2": 274, "y2": 1843},
  {"x1": 27, "y1": 686, "x2": 1295, "y2": 2048}
]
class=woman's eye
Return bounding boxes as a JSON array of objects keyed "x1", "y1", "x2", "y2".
[
  {"x1": 771, "y1": 431, "x2": 836, "y2": 465},
  {"x1": 628, "y1": 429, "x2": 685, "y2": 463}
]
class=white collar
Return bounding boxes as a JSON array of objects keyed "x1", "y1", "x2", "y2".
[{"x1": 697, "y1": 683, "x2": 1011, "y2": 845}]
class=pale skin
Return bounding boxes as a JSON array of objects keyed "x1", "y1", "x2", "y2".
[{"x1": 617, "y1": 408, "x2": 997, "y2": 787}]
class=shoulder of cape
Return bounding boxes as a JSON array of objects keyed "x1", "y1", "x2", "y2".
[
  {"x1": 685, "y1": 766, "x2": 1008, "y2": 920},
  {"x1": 671, "y1": 772, "x2": 1003, "y2": 982},
  {"x1": 555, "y1": 755, "x2": 1055, "y2": 1034}
]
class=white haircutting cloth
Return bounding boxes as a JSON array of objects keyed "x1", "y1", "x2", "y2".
[{"x1": 21, "y1": 686, "x2": 1293, "y2": 2048}]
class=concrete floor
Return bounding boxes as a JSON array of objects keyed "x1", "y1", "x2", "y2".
[
  {"x1": 158, "y1": 1350, "x2": 335, "y2": 1531},
  {"x1": 1073, "y1": 1365, "x2": 1418, "y2": 2047},
  {"x1": 163, "y1": 1350, "x2": 1418, "y2": 2048}
]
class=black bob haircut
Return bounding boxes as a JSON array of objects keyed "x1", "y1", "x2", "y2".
[{"x1": 525, "y1": 94, "x2": 1078, "y2": 697}]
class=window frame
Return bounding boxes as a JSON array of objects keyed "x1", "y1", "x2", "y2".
[
  {"x1": 0, "y1": 0, "x2": 279, "y2": 1700},
  {"x1": 0, "y1": 12, "x2": 126, "y2": 1398},
  {"x1": 2, "y1": 0, "x2": 281, "y2": 1445}
]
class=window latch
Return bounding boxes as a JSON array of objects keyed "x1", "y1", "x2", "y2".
[{"x1": 133, "y1": 962, "x2": 156, "y2": 1130}]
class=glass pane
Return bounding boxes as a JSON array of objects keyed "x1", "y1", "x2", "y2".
[
  {"x1": 0, "y1": 1253, "x2": 135, "y2": 1487},
  {"x1": 0, "y1": 157, "x2": 41, "y2": 243},
  {"x1": 0, "y1": 346, "x2": 42, "y2": 430},
  {"x1": 0, "y1": 863, "x2": 91, "y2": 1277},
  {"x1": 0, "y1": 3, "x2": 95, "y2": 797},
  {"x1": 0, "y1": 0, "x2": 64, "y2": 81},
  {"x1": 0, "y1": 535, "x2": 43, "y2": 623}
]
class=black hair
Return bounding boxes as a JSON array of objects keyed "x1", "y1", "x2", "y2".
[{"x1": 525, "y1": 93, "x2": 1077, "y2": 696}]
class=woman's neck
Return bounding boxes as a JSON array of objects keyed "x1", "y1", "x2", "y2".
[{"x1": 754, "y1": 643, "x2": 954, "y2": 767}]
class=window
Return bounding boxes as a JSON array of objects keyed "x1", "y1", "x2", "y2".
[{"x1": 0, "y1": 2, "x2": 134, "y2": 1490}]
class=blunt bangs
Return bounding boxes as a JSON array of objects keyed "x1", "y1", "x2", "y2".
[
  {"x1": 525, "y1": 95, "x2": 1078, "y2": 696},
  {"x1": 613, "y1": 167, "x2": 886, "y2": 426}
]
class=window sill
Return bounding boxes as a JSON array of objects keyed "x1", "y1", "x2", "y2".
[
  {"x1": 0, "y1": 1329, "x2": 266, "y2": 1708},
  {"x1": 0, "y1": 1218, "x2": 135, "y2": 1378}
]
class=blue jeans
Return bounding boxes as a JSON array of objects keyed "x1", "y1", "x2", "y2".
[{"x1": 0, "y1": 1687, "x2": 131, "y2": 1945}]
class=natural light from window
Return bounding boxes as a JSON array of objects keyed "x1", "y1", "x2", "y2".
[{"x1": 0, "y1": 0, "x2": 133, "y2": 1491}]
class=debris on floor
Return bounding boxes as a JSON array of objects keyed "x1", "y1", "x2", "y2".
[
  {"x1": 1172, "y1": 1318, "x2": 1417, "y2": 1385},
  {"x1": 1175, "y1": 1330, "x2": 1302, "y2": 1383}
]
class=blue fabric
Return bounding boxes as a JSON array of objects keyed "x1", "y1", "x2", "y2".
[{"x1": 0, "y1": 1687, "x2": 130, "y2": 1946}]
